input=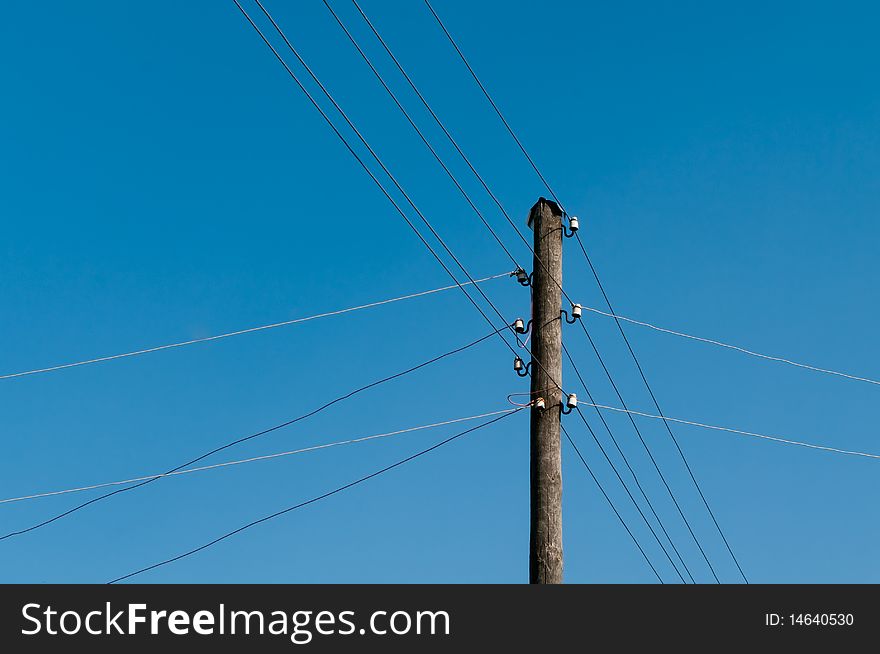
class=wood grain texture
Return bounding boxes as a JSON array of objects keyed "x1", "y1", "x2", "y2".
[{"x1": 528, "y1": 197, "x2": 564, "y2": 584}]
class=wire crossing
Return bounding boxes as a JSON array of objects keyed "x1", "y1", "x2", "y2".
[
  {"x1": 580, "y1": 402, "x2": 880, "y2": 462},
  {"x1": 107, "y1": 408, "x2": 523, "y2": 583},
  {"x1": 0, "y1": 325, "x2": 505, "y2": 541},
  {"x1": 0, "y1": 409, "x2": 518, "y2": 506},
  {"x1": 578, "y1": 302, "x2": 880, "y2": 388},
  {"x1": 413, "y1": 0, "x2": 731, "y2": 580},
  {"x1": 422, "y1": 0, "x2": 748, "y2": 582},
  {"x1": 243, "y1": 0, "x2": 569, "y2": 425},
  {"x1": 232, "y1": 0, "x2": 519, "y2": 373},
  {"x1": 562, "y1": 342, "x2": 697, "y2": 583},
  {"x1": 568, "y1": 404, "x2": 689, "y2": 583},
  {"x1": 574, "y1": 236, "x2": 750, "y2": 583},
  {"x1": 248, "y1": 0, "x2": 519, "y2": 357}
]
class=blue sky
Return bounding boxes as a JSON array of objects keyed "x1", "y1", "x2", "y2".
[{"x1": 1, "y1": 0, "x2": 878, "y2": 583}]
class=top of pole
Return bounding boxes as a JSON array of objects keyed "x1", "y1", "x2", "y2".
[{"x1": 526, "y1": 197, "x2": 564, "y2": 229}]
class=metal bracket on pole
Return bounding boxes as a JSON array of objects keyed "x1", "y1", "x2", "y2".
[
  {"x1": 561, "y1": 304, "x2": 582, "y2": 324},
  {"x1": 514, "y1": 356, "x2": 532, "y2": 377},
  {"x1": 512, "y1": 267, "x2": 533, "y2": 286}
]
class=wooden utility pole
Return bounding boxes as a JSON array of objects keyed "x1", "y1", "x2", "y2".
[{"x1": 528, "y1": 197, "x2": 564, "y2": 584}]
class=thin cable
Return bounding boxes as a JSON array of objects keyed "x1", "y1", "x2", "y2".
[
  {"x1": 107, "y1": 408, "x2": 523, "y2": 583},
  {"x1": 351, "y1": 0, "x2": 585, "y2": 338},
  {"x1": 572, "y1": 319, "x2": 720, "y2": 583},
  {"x1": 247, "y1": 0, "x2": 564, "y2": 402},
  {"x1": 423, "y1": 0, "x2": 565, "y2": 213},
  {"x1": 575, "y1": 234, "x2": 749, "y2": 583},
  {"x1": 562, "y1": 342, "x2": 696, "y2": 583},
  {"x1": 579, "y1": 303, "x2": 880, "y2": 388},
  {"x1": 567, "y1": 394, "x2": 687, "y2": 582},
  {"x1": 236, "y1": 0, "x2": 561, "y2": 430},
  {"x1": 322, "y1": 0, "x2": 521, "y2": 271},
  {"x1": 561, "y1": 424, "x2": 662, "y2": 583},
  {"x1": 250, "y1": 0, "x2": 519, "y2": 359},
  {"x1": 350, "y1": 0, "x2": 533, "y2": 255},
  {"x1": 0, "y1": 272, "x2": 510, "y2": 382},
  {"x1": 356, "y1": 2, "x2": 714, "y2": 578},
  {"x1": 581, "y1": 402, "x2": 880, "y2": 462},
  {"x1": 1, "y1": 409, "x2": 517, "y2": 506},
  {"x1": 316, "y1": 0, "x2": 573, "y2": 399},
  {"x1": 0, "y1": 324, "x2": 504, "y2": 540},
  {"x1": 355, "y1": 7, "x2": 701, "y2": 569},
  {"x1": 427, "y1": 0, "x2": 746, "y2": 581},
  {"x1": 232, "y1": 0, "x2": 517, "y2": 367}
]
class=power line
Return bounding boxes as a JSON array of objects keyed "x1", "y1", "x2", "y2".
[
  {"x1": 561, "y1": 342, "x2": 696, "y2": 583},
  {"x1": 349, "y1": 1, "x2": 581, "y2": 333},
  {"x1": 248, "y1": 0, "x2": 520, "y2": 359},
  {"x1": 237, "y1": 1, "x2": 690, "y2": 584},
  {"x1": 348, "y1": 0, "x2": 533, "y2": 257},
  {"x1": 580, "y1": 401, "x2": 880, "y2": 462},
  {"x1": 561, "y1": 424, "x2": 663, "y2": 583},
  {"x1": 578, "y1": 302, "x2": 880, "y2": 388},
  {"x1": 321, "y1": 0, "x2": 522, "y2": 271},
  {"x1": 243, "y1": 1, "x2": 564, "y2": 401},
  {"x1": 1, "y1": 409, "x2": 518, "y2": 506},
  {"x1": 350, "y1": 1, "x2": 734, "y2": 584},
  {"x1": 0, "y1": 324, "x2": 505, "y2": 540},
  {"x1": 574, "y1": 235, "x2": 749, "y2": 583},
  {"x1": 570, "y1": 320, "x2": 720, "y2": 582},
  {"x1": 422, "y1": 0, "x2": 564, "y2": 212},
  {"x1": 107, "y1": 408, "x2": 523, "y2": 583},
  {"x1": 413, "y1": 0, "x2": 728, "y2": 578},
  {"x1": 0, "y1": 272, "x2": 510, "y2": 382},
  {"x1": 231, "y1": 0, "x2": 518, "y2": 368},
  {"x1": 422, "y1": 0, "x2": 747, "y2": 583},
  {"x1": 567, "y1": 397, "x2": 687, "y2": 582}
]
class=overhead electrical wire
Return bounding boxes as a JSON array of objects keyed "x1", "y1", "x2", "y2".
[
  {"x1": 348, "y1": 0, "x2": 534, "y2": 254},
  {"x1": 422, "y1": 0, "x2": 564, "y2": 214},
  {"x1": 422, "y1": 0, "x2": 748, "y2": 582},
  {"x1": 1, "y1": 409, "x2": 519, "y2": 506},
  {"x1": 232, "y1": 1, "x2": 675, "y2": 585},
  {"x1": 567, "y1": 397, "x2": 688, "y2": 583},
  {"x1": 0, "y1": 324, "x2": 506, "y2": 541},
  {"x1": 107, "y1": 408, "x2": 523, "y2": 584},
  {"x1": 247, "y1": 0, "x2": 520, "y2": 361},
  {"x1": 574, "y1": 237, "x2": 749, "y2": 583},
  {"x1": 321, "y1": 0, "x2": 522, "y2": 272},
  {"x1": 229, "y1": 0, "x2": 517, "y2": 376},
  {"x1": 341, "y1": 1, "x2": 714, "y2": 580},
  {"x1": 357, "y1": 0, "x2": 724, "y2": 578},
  {"x1": 0, "y1": 272, "x2": 510, "y2": 382},
  {"x1": 580, "y1": 401, "x2": 880, "y2": 462},
  {"x1": 561, "y1": 342, "x2": 696, "y2": 583},
  {"x1": 561, "y1": 424, "x2": 663, "y2": 583},
  {"x1": 347, "y1": 0, "x2": 579, "y2": 320},
  {"x1": 242, "y1": 0, "x2": 563, "y2": 399},
  {"x1": 569, "y1": 321, "x2": 720, "y2": 583},
  {"x1": 577, "y1": 303, "x2": 880, "y2": 388}
]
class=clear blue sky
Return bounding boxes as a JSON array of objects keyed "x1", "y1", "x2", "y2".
[{"x1": 1, "y1": 0, "x2": 878, "y2": 583}]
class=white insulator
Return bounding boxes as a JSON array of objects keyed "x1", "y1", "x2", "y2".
[
  {"x1": 569, "y1": 215, "x2": 579, "y2": 231},
  {"x1": 514, "y1": 318, "x2": 526, "y2": 333},
  {"x1": 534, "y1": 398, "x2": 546, "y2": 410},
  {"x1": 514, "y1": 356, "x2": 524, "y2": 371},
  {"x1": 571, "y1": 303, "x2": 582, "y2": 319},
  {"x1": 567, "y1": 393, "x2": 578, "y2": 409},
  {"x1": 516, "y1": 269, "x2": 529, "y2": 284}
]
